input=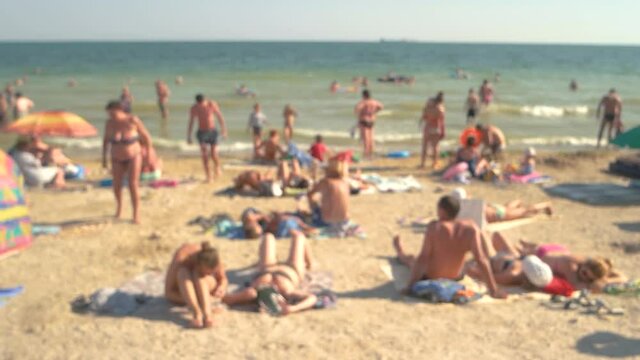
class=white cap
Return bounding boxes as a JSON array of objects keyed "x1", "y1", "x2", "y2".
[
  {"x1": 450, "y1": 187, "x2": 467, "y2": 200},
  {"x1": 522, "y1": 255, "x2": 553, "y2": 288},
  {"x1": 525, "y1": 147, "x2": 536, "y2": 157}
]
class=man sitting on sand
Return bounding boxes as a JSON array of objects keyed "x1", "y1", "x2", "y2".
[
  {"x1": 165, "y1": 241, "x2": 228, "y2": 329},
  {"x1": 255, "y1": 130, "x2": 285, "y2": 163},
  {"x1": 187, "y1": 94, "x2": 227, "y2": 182},
  {"x1": 476, "y1": 123, "x2": 506, "y2": 159},
  {"x1": 393, "y1": 195, "x2": 507, "y2": 299},
  {"x1": 223, "y1": 233, "x2": 317, "y2": 316},
  {"x1": 307, "y1": 155, "x2": 351, "y2": 234}
]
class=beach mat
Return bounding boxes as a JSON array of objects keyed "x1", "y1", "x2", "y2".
[
  {"x1": 360, "y1": 174, "x2": 422, "y2": 193},
  {"x1": 544, "y1": 183, "x2": 640, "y2": 206},
  {"x1": 379, "y1": 260, "x2": 551, "y2": 304}
]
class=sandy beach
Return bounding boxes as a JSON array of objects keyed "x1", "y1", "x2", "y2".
[{"x1": 1, "y1": 150, "x2": 639, "y2": 359}]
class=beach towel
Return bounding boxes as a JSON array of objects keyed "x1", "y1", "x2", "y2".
[
  {"x1": 312, "y1": 221, "x2": 366, "y2": 240},
  {"x1": 228, "y1": 267, "x2": 336, "y2": 311},
  {"x1": 71, "y1": 271, "x2": 167, "y2": 316},
  {"x1": 544, "y1": 183, "x2": 640, "y2": 206},
  {"x1": 380, "y1": 260, "x2": 555, "y2": 304},
  {"x1": 360, "y1": 174, "x2": 422, "y2": 193},
  {"x1": 508, "y1": 172, "x2": 552, "y2": 184}
]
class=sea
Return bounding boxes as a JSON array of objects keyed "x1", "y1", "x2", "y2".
[{"x1": 1, "y1": 41, "x2": 638, "y2": 156}]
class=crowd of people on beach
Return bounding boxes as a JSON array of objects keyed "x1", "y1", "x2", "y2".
[{"x1": 1, "y1": 70, "x2": 632, "y2": 329}]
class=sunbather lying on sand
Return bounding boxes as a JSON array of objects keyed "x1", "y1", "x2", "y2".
[
  {"x1": 392, "y1": 195, "x2": 507, "y2": 299},
  {"x1": 223, "y1": 233, "x2": 317, "y2": 315},
  {"x1": 465, "y1": 233, "x2": 628, "y2": 292},
  {"x1": 241, "y1": 207, "x2": 317, "y2": 239},
  {"x1": 451, "y1": 188, "x2": 553, "y2": 223},
  {"x1": 519, "y1": 240, "x2": 627, "y2": 292},
  {"x1": 165, "y1": 242, "x2": 228, "y2": 328}
]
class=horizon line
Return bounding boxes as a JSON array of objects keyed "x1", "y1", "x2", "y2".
[{"x1": 0, "y1": 39, "x2": 638, "y2": 47}]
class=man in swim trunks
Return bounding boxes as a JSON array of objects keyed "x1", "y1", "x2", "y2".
[
  {"x1": 155, "y1": 80, "x2": 170, "y2": 119},
  {"x1": 188, "y1": 94, "x2": 227, "y2": 182},
  {"x1": 465, "y1": 88, "x2": 480, "y2": 125},
  {"x1": 419, "y1": 92, "x2": 445, "y2": 169},
  {"x1": 392, "y1": 195, "x2": 507, "y2": 299},
  {"x1": 479, "y1": 79, "x2": 494, "y2": 106},
  {"x1": 248, "y1": 103, "x2": 268, "y2": 157},
  {"x1": 476, "y1": 123, "x2": 506, "y2": 159},
  {"x1": 596, "y1": 88, "x2": 623, "y2": 148},
  {"x1": 354, "y1": 90, "x2": 383, "y2": 159}
]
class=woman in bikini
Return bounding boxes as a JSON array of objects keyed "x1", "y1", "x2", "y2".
[
  {"x1": 165, "y1": 241, "x2": 228, "y2": 328},
  {"x1": 102, "y1": 101, "x2": 152, "y2": 224},
  {"x1": 223, "y1": 233, "x2": 317, "y2": 315}
]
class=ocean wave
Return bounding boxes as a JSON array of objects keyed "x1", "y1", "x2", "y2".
[
  {"x1": 47, "y1": 137, "x2": 254, "y2": 153},
  {"x1": 490, "y1": 103, "x2": 590, "y2": 118}
]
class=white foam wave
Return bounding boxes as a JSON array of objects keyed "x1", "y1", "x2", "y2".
[
  {"x1": 489, "y1": 103, "x2": 590, "y2": 118},
  {"x1": 519, "y1": 105, "x2": 589, "y2": 118},
  {"x1": 47, "y1": 137, "x2": 255, "y2": 153}
]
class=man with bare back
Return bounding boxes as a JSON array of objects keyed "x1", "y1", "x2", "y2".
[
  {"x1": 596, "y1": 88, "x2": 623, "y2": 147},
  {"x1": 156, "y1": 80, "x2": 171, "y2": 119},
  {"x1": 393, "y1": 195, "x2": 507, "y2": 299},
  {"x1": 188, "y1": 94, "x2": 227, "y2": 182}
]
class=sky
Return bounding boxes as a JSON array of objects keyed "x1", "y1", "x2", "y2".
[{"x1": 1, "y1": 0, "x2": 639, "y2": 44}]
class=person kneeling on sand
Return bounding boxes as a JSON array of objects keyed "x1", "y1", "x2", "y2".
[
  {"x1": 223, "y1": 233, "x2": 317, "y2": 316},
  {"x1": 306, "y1": 154, "x2": 351, "y2": 235},
  {"x1": 165, "y1": 242, "x2": 228, "y2": 329},
  {"x1": 392, "y1": 195, "x2": 508, "y2": 299}
]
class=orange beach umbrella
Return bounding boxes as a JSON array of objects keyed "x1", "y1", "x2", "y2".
[{"x1": 4, "y1": 111, "x2": 97, "y2": 138}]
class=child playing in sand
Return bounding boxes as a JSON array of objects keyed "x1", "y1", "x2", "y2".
[
  {"x1": 165, "y1": 242, "x2": 228, "y2": 328},
  {"x1": 505, "y1": 147, "x2": 537, "y2": 176}
]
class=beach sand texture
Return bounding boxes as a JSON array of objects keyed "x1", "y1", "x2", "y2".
[{"x1": 0, "y1": 151, "x2": 639, "y2": 359}]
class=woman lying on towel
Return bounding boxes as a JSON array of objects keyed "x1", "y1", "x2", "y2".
[
  {"x1": 241, "y1": 207, "x2": 317, "y2": 239},
  {"x1": 165, "y1": 242, "x2": 228, "y2": 328},
  {"x1": 451, "y1": 187, "x2": 553, "y2": 223},
  {"x1": 465, "y1": 232, "x2": 627, "y2": 293},
  {"x1": 223, "y1": 233, "x2": 317, "y2": 316}
]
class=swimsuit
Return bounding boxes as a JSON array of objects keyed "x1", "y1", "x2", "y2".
[
  {"x1": 536, "y1": 244, "x2": 569, "y2": 258},
  {"x1": 196, "y1": 129, "x2": 219, "y2": 145},
  {"x1": 604, "y1": 113, "x2": 616, "y2": 122},
  {"x1": 254, "y1": 264, "x2": 300, "y2": 284},
  {"x1": 467, "y1": 108, "x2": 477, "y2": 118},
  {"x1": 358, "y1": 120, "x2": 374, "y2": 129},
  {"x1": 489, "y1": 203, "x2": 506, "y2": 220},
  {"x1": 275, "y1": 217, "x2": 304, "y2": 238}
]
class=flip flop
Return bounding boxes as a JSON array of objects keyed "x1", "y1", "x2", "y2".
[{"x1": 0, "y1": 286, "x2": 24, "y2": 298}]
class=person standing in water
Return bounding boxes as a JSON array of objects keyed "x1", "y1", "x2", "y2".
[
  {"x1": 465, "y1": 88, "x2": 480, "y2": 125},
  {"x1": 282, "y1": 104, "x2": 297, "y2": 143},
  {"x1": 354, "y1": 90, "x2": 383, "y2": 159},
  {"x1": 102, "y1": 101, "x2": 153, "y2": 224},
  {"x1": 596, "y1": 89, "x2": 623, "y2": 147},
  {"x1": 188, "y1": 94, "x2": 228, "y2": 182},
  {"x1": 479, "y1": 79, "x2": 494, "y2": 106},
  {"x1": 570, "y1": 80, "x2": 578, "y2": 92},
  {"x1": 120, "y1": 86, "x2": 134, "y2": 114},
  {"x1": 419, "y1": 92, "x2": 446, "y2": 169},
  {"x1": 155, "y1": 80, "x2": 170, "y2": 119},
  {"x1": 247, "y1": 103, "x2": 268, "y2": 158},
  {"x1": 13, "y1": 92, "x2": 34, "y2": 119}
]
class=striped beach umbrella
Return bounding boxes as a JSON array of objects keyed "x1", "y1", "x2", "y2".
[
  {"x1": 0, "y1": 150, "x2": 31, "y2": 260},
  {"x1": 4, "y1": 111, "x2": 97, "y2": 138}
]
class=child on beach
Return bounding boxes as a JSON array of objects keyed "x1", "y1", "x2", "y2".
[
  {"x1": 309, "y1": 135, "x2": 331, "y2": 180},
  {"x1": 165, "y1": 242, "x2": 228, "y2": 329},
  {"x1": 505, "y1": 147, "x2": 537, "y2": 176},
  {"x1": 248, "y1": 103, "x2": 268, "y2": 156},
  {"x1": 282, "y1": 104, "x2": 297, "y2": 143}
]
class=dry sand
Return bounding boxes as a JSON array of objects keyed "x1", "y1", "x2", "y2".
[{"x1": 1, "y1": 150, "x2": 639, "y2": 359}]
